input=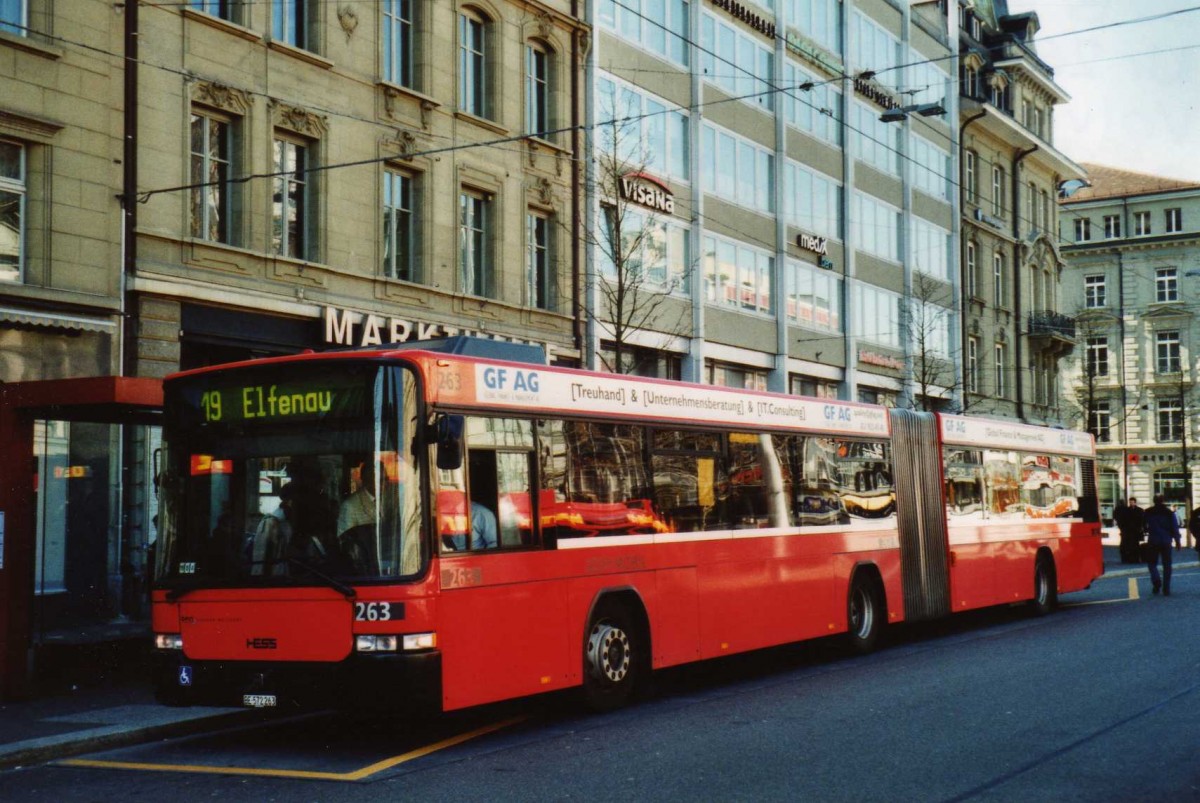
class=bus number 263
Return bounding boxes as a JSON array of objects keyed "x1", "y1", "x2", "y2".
[{"x1": 355, "y1": 602, "x2": 402, "y2": 621}]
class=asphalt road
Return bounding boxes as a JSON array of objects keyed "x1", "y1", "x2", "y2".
[{"x1": 3, "y1": 565, "x2": 1198, "y2": 802}]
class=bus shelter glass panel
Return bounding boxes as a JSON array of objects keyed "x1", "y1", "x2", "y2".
[{"x1": 30, "y1": 420, "x2": 155, "y2": 641}]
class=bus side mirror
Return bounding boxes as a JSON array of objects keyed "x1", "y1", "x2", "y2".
[{"x1": 435, "y1": 414, "x2": 464, "y2": 471}]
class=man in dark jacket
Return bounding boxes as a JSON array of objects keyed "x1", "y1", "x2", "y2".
[
  {"x1": 1144, "y1": 495, "x2": 1178, "y2": 596},
  {"x1": 1114, "y1": 498, "x2": 1145, "y2": 564}
]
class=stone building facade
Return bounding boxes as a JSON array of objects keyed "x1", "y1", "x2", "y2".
[
  {"x1": 953, "y1": 0, "x2": 1085, "y2": 423},
  {"x1": 1059, "y1": 164, "x2": 1200, "y2": 522}
]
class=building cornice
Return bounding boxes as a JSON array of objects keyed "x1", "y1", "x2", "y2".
[
  {"x1": 960, "y1": 99, "x2": 1085, "y2": 180},
  {"x1": 992, "y1": 58, "x2": 1071, "y2": 104}
]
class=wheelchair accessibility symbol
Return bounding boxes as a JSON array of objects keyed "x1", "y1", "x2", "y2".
[{"x1": 178, "y1": 666, "x2": 193, "y2": 686}]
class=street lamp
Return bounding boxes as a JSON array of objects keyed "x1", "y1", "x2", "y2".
[{"x1": 880, "y1": 102, "x2": 946, "y2": 123}]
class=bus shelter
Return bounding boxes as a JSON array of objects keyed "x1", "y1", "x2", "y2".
[{"x1": 0, "y1": 377, "x2": 162, "y2": 700}]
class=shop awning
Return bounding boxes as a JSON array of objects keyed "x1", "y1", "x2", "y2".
[{"x1": 0, "y1": 307, "x2": 117, "y2": 333}]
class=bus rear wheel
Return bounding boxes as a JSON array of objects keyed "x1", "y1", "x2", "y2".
[
  {"x1": 847, "y1": 574, "x2": 884, "y2": 654},
  {"x1": 583, "y1": 603, "x2": 641, "y2": 711},
  {"x1": 1031, "y1": 555, "x2": 1057, "y2": 616}
]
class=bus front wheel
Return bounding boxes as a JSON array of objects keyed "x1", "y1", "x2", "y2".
[{"x1": 583, "y1": 603, "x2": 642, "y2": 711}]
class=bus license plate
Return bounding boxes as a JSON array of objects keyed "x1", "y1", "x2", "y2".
[{"x1": 243, "y1": 694, "x2": 277, "y2": 708}]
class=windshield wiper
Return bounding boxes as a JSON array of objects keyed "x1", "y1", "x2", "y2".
[{"x1": 286, "y1": 556, "x2": 357, "y2": 600}]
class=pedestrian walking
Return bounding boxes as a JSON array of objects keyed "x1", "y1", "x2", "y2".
[
  {"x1": 1114, "y1": 498, "x2": 1145, "y2": 564},
  {"x1": 1170, "y1": 505, "x2": 1183, "y2": 549},
  {"x1": 1143, "y1": 494, "x2": 1177, "y2": 596},
  {"x1": 1190, "y1": 506, "x2": 1200, "y2": 552}
]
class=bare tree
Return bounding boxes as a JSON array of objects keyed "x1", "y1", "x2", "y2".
[
  {"x1": 905, "y1": 273, "x2": 958, "y2": 411},
  {"x1": 582, "y1": 92, "x2": 692, "y2": 375}
]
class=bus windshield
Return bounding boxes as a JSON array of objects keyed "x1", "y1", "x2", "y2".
[{"x1": 156, "y1": 362, "x2": 424, "y2": 586}]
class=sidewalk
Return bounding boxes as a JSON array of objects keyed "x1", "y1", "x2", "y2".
[
  {"x1": 1, "y1": 541, "x2": 1195, "y2": 772},
  {"x1": 0, "y1": 641, "x2": 258, "y2": 771}
]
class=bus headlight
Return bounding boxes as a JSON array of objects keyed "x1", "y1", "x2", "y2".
[
  {"x1": 155, "y1": 633, "x2": 183, "y2": 650},
  {"x1": 355, "y1": 635, "x2": 399, "y2": 653},
  {"x1": 401, "y1": 632, "x2": 437, "y2": 651}
]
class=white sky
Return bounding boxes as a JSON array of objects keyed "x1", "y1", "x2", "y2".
[{"x1": 1003, "y1": 1, "x2": 1200, "y2": 182}]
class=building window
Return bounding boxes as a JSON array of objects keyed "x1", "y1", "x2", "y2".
[
  {"x1": 189, "y1": 1, "x2": 241, "y2": 23},
  {"x1": 707, "y1": 361, "x2": 768, "y2": 391},
  {"x1": 851, "y1": 283, "x2": 902, "y2": 349},
  {"x1": 699, "y1": 12, "x2": 776, "y2": 112},
  {"x1": 964, "y1": 150, "x2": 976, "y2": 203},
  {"x1": 1156, "y1": 267, "x2": 1179, "y2": 303},
  {"x1": 784, "y1": 258, "x2": 841, "y2": 332},
  {"x1": 382, "y1": 0, "x2": 414, "y2": 88},
  {"x1": 1084, "y1": 274, "x2": 1106, "y2": 308},
  {"x1": 189, "y1": 112, "x2": 236, "y2": 244},
  {"x1": 967, "y1": 336, "x2": 979, "y2": 393},
  {"x1": 991, "y1": 165, "x2": 1003, "y2": 216},
  {"x1": 1156, "y1": 330, "x2": 1181, "y2": 374},
  {"x1": 599, "y1": 0, "x2": 690, "y2": 64},
  {"x1": 272, "y1": 137, "x2": 310, "y2": 260},
  {"x1": 382, "y1": 170, "x2": 416, "y2": 282},
  {"x1": 1166, "y1": 207, "x2": 1183, "y2": 234},
  {"x1": 1135, "y1": 210, "x2": 1151, "y2": 236},
  {"x1": 965, "y1": 241, "x2": 977, "y2": 298},
  {"x1": 790, "y1": 375, "x2": 839, "y2": 399},
  {"x1": 1040, "y1": 188, "x2": 1050, "y2": 231},
  {"x1": 459, "y1": 10, "x2": 489, "y2": 118},
  {"x1": 0, "y1": 140, "x2": 26, "y2": 282},
  {"x1": 1157, "y1": 398, "x2": 1183, "y2": 442},
  {"x1": 273, "y1": 0, "x2": 308, "y2": 49},
  {"x1": 526, "y1": 42, "x2": 550, "y2": 138},
  {"x1": 962, "y1": 65, "x2": 978, "y2": 98},
  {"x1": 603, "y1": 75, "x2": 690, "y2": 183},
  {"x1": 1104, "y1": 214, "x2": 1121, "y2": 239},
  {"x1": 460, "y1": 189, "x2": 492, "y2": 298},
  {"x1": 702, "y1": 234, "x2": 773, "y2": 315},
  {"x1": 701, "y1": 122, "x2": 774, "y2": 215},
  {"x1": 601, "y1": 341, "x2": 682, "y2": 378},
  {"x1": 1, "y1": 0, "x2": 25, "y2": 35},
  {"x1": 1074, "y1": 217, "x2": 1090, "y2": 242},
  {"x1": 993, "y1": 250, "x2": 1005, "y2": 306},
  {"x1": 1090, "y1": 400, "x2": 1111, "y2": 443},
  {"x1": 527, "y1": 211, "x2": 554, "y2": 311},
  {"x1": 1085, "y1": 337, "x2": 1109, "y2": 377},
  {"x1": 994, "y1": 342, "x2": 1007, "y2": 398}
]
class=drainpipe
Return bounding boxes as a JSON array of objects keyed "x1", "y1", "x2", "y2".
[
  {"x1": 959, "y1": 110, "x2": 986, "y2": 405},
  {"x1": 1012, "y1": 144, "x2": 1038, "y2": 421},
  {"x1": 571, "y1": 0, "x2": 583, "y2": 363},
  {"x1": 121, "y1": 0, "x2": 139, "y2": 376}
]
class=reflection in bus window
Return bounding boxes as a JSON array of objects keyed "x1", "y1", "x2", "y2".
[
  {"x1": 944, "y1": 449, "x2": 985, "y2": 517},
  {"x1": 652, "y1": 428, "x2": 730, "y2": 532},
  {"x1": 1023, "y1": 454, "x2": 1080, "y2": 518},
  {"x1": 536, "y1": 420, "x2": 661, "y2": 540},
  {"x1": 833, "y1": 439, "x2": 894, "y2": 519},
  {"x1": 984, "y1": 450, "x2": 1021, "y2": 516}
]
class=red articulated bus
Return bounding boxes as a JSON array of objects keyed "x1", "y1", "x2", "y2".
[{"x1": 151, "y1": 338, "x2": 1103, "y2": 712}]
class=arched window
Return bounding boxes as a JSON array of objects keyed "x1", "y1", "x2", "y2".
[{"x1": 459, "y1": 8, "x2": 492, "y2": 119}]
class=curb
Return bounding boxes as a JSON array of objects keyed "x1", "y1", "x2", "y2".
[{"x1": 0, "y1": 708, "x2": 263, "y2": 771}]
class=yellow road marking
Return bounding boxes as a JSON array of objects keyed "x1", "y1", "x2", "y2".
[
  {"x1": 59, "y1": 715, "x2": 527, "y2": 782},
  {"x1": 1064, "y1": 576, "x2": 1140, "y2": 607}
]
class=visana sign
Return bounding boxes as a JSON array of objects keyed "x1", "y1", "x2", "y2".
[{"x1": 619, "y1": 173, "x2": 675, "y2": 215}]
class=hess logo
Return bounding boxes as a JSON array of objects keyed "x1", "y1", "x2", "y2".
[{"x1": 246, "y1": 638, "x2": 277, "y2": 650}]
